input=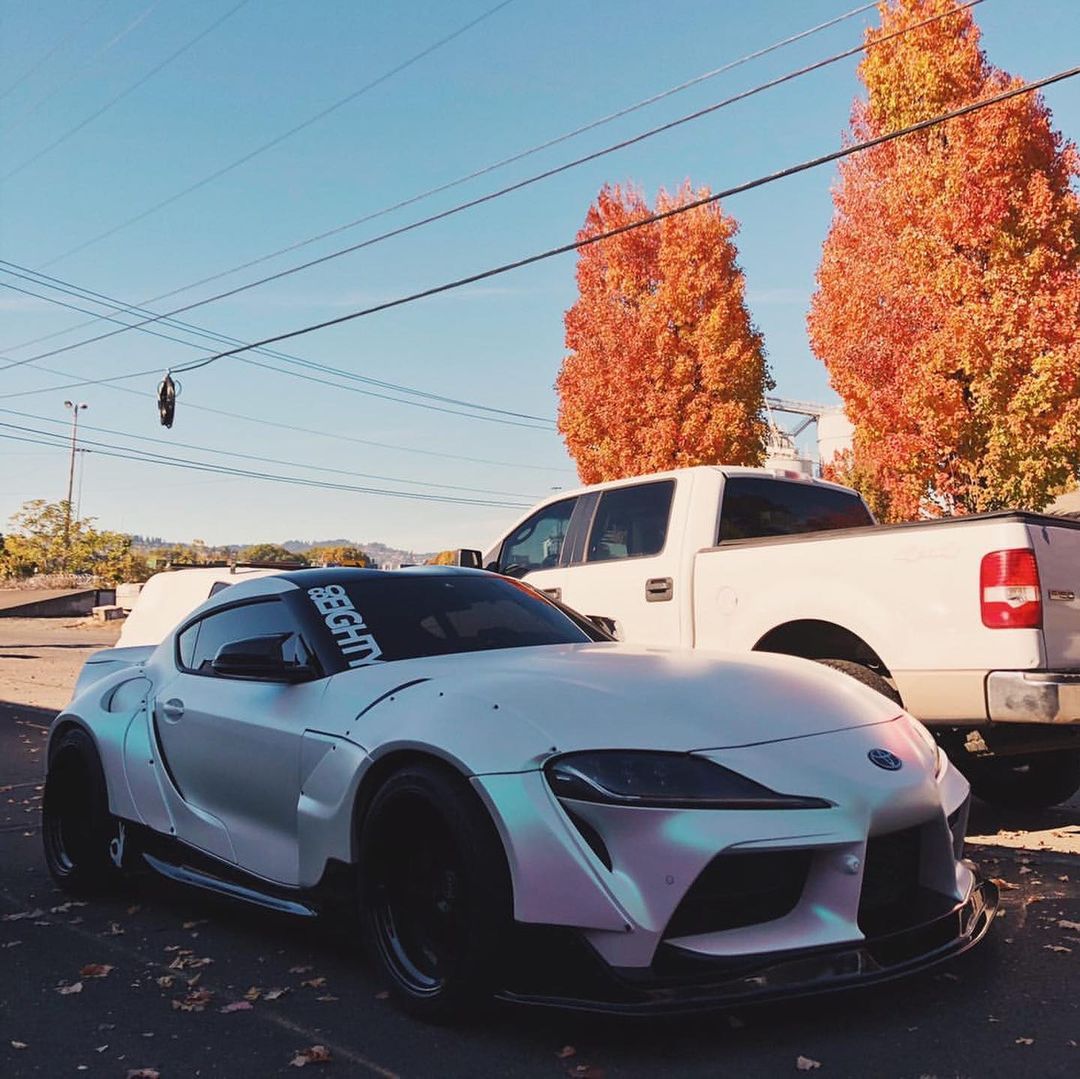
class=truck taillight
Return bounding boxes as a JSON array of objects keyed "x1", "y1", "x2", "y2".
[{"x1": 980, "y1": 549, "x2": 1041, "y2": 629}]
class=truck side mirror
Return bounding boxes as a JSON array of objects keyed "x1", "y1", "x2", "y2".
[{"x1": 453, "y1": 549, "x2": 483, "y2": 569}]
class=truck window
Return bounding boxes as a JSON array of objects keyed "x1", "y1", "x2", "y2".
[
  {"x1": 498, "y1": 497, "x2": 576, "y2": 577},
  {"x1": 587, "y1": 480, "x2": 675, "y2": 562},
  {"x1": 718, "y1": 477, "x2": 872, "y2": 542}
]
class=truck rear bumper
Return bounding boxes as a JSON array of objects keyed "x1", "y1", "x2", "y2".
[{"x1": 987, "y1": 671, "x2": 1080, "y2": 724}]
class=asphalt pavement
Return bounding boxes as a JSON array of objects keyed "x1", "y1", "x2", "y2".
[{"x1": 1, "y1": 619, "x2": 1077, "y2": 1078}]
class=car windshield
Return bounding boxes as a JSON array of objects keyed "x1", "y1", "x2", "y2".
[{"x1": 305, "y1": 573, "x2": 593, "y2": 666}]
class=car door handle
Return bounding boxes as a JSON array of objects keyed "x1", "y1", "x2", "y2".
[
  {"x1": 645, "y1": 577, "x2": 673, "y2": 602},
  {"x1": 160, "y1": 698, "x2": 185, "y2": 721}
]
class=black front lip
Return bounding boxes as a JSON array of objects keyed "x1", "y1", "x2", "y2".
[{"x1": 497, "y1": 879, "x2": 998, "y2": 1015}]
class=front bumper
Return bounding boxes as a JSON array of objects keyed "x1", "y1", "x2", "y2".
[
  {"x1": 498, "y1": 879, "x2": 997, "y2": 1015},
  {"x1": 987, "y1": 671, "x2": 1080, "y2": 724}
]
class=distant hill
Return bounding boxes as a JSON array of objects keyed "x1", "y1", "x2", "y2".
[{"x1": 282, "y1": 539, "x2": 436, "y2": 567}]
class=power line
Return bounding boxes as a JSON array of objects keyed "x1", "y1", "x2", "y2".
[
  {"x1": 2, "y1": 1, "x2": 881, "y2": 352},
  {"x1": 0, "y1": 406, "x2": 541, "y2": 500},
  {"x1": 0, "y1": 272, "x2": 555, "y2": 429},
  {"x1": 4, "y1": 0, "x2": 982, "y2": 371},
  {"x1": 160, "y1": 64, "x2": 1077, "y2": 378},
  {"x1": 37, "y1": 0, "x2": 518, "y2": 267},
  {"x1": 0, "y1": 0, "x2": 111, "y2": 104},
  {"x1": 0, "y1": 422, "x2": 531, "y2": 509},
  {"x1": 1, "y1": 1, "x2": 252, "y2": 183}
]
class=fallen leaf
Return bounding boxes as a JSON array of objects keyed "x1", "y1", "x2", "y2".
[
  {"x1": 1016, "y1": 1037, "x2": 1034, "y2": 1046},
  {"x1": 290, "y1": 1044, "x2": 332, "y2": 1067},
  {"x1": 182, "y1": 919, "x2": 207, "y2": 930},
  {"x1": 264, "y1": 987, "x2": 289, "y2": 1001},
  {"x1": 95, "y1": 1045, "x2": 108, "y2": 1053},
  {"x1": 2, "y1": 940, "x2": 22, "y2": 949},
  {"x1": 1044, "y1": 945, "x2": 1072, "y2": 954},
  {"x1": 220, "y1": 1000, "x2": 254, "y2": 1014},
  {"x1": 300, "y1": 977, "x2": 326, "y2": 989},
  {"x1": 1058, "y1": 919, "x2": 1080, "y2": 931},
  {"x1": 126, "y1": 1070, "x2": 161, "y2": 1079},
  {"x1": 374, "y1": 990, "x2": 389, "y2": 1000},
  {"x1": 556, "y1": 1046, "x2": 576, "y2": 1059},
  {"x1": 155, "y1": 976, "x2": 174, "y2": 989},
  {"x1": 1019, "y1": 867, "x2": 1033, "y2": 875},
  {"x1": 104, "y1": 922, "x2": 124, "y2": 936},
  {"x1": 11, "y1": 1041, "x2": 28, "y2": 1049},
  {"x1": 80, "y1": 963, "x2": 113, "y2": 978},
  {"x1": 172, "y1": 987, "x2": 214, "y2": 1012},
  {"x1": 990, "y1": 878, "x2": 1020, "y2": 892},
  {"x1": 243, "y1": 987, "x2": 263, "y2": 1001},
  {"x1": 289, "y1": 965, "x2": 313, "y2": 974},
  {"x1": 796, "y1": 1057, "x2": 822, "y2": 1071},
  {"x1": 57, "y1": 982, "x2": 83, "y2": 995},
  {"x1": 2, "y1": 908, "x2": 44, "y2": 922},
  {"x1": 316, "y1": 995, "x2": 339, "y2": 1002}
]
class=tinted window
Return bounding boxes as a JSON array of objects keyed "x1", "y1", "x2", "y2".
[
  {"x1": 498, "y1": 497, "x2": 576, "y2": 577},
  {"x1": 303, "y1": 574, "x2": 591, "y2": 665},
  {"x1": 718, "y1": 477, "x2": 873, "y2": 542},
  {"x1": 587, "y1": 481, "x2": 674, "y2": 562},
  {"x1": 180, "y1": 600, "x2": 299, "y2": 675}
]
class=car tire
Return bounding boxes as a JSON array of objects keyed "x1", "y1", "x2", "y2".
[
  {"x1": 42, "y1": 727, "x2": 126, "y2": 895},
  {"x1": 358, "y1": 761, "x2": 512, "y2": 1021},
  {"x1": 961, "y1": 749, "x2": 1080, "y2": 811},
  {"x1": 817, "y1": 658, "x2": 903, "y2": 706}
]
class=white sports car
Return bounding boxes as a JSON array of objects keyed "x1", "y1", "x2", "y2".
[{"x1": 44, "y1": 567, "x2": 996, "y2": 1018}]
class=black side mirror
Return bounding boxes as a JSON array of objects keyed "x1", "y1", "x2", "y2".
[
  {"x1": 453, "y1": 549, "x2": 483, "y2": 569},
  {"x1": 211, "y1": 634, "x2": 316, "y2": 683}
]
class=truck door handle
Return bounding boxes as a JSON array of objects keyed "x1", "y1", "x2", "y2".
[
  {"x1": 540, "y1": 587, "x2": 562, "y2": 602},
  {"x1": 160, "y1": 698, "x2": 185, "y2": 721},
  {"x1": 645, "y1": 577, "x2": 673, "y2": 602}
]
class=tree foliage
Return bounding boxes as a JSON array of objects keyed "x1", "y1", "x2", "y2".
[
  {"x1": 0, "y1": 500, "x2": 147, "y2": 584},
  {"x1": 556, "y1": 183, "x2": 772, "y2": 484},
  {"x1": 809, "y1": 0, "x2": 1080, "y2": 519},
  {"x1": 237, "y1": 543, "x2": 307, "y2": 564},
  {"x1": 305, "y1": 544, "x2": 370, "y2": 567}
]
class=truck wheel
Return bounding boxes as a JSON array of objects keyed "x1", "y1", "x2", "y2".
[
  {"x1": 817, "y1": 659, "x2": 902, "y2": 707},
  {"x1": 962, "y1": 750, "x2": 1080, "y2": 811},
  {"x1": 42, "y1": 728, "x2": 126, "y2": 895}
]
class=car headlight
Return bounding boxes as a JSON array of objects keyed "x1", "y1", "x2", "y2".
[
  {"x1": 544, "y1": 751, "x2": 831, "y2": 810},
  {"x1": 908, "y1": 718, "x2": 946, "y2": 780}
]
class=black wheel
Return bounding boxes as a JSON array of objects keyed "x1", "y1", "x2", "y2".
[
  {"x1": 42, "y1": 728, "x2": 125, "y2": 895},
  {"x1": 358, "y1": 762, "x2": 512, "y2": 1021},
  {"x1": 961, "y1": 749, "x2": 1080, "y2": 811},
  {"x1": 817, "y1": 658, "x2": 903, "y2": 706}
]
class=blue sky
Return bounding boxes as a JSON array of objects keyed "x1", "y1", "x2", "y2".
[{"x1": 1, "y1": 0, "x2": 1077, "y2": 552}]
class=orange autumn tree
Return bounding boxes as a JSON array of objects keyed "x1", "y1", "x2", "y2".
[
  {"x1": 556, "y1": 183, "x2": 771, "y2": 483},
  {"x1": 809, "y1": 0, "x2": 1080, "y2": 521}
]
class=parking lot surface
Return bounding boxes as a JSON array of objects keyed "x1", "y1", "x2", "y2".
[{"x1": 1, "y1": 618, "x2": 1077, "y2": 1078}]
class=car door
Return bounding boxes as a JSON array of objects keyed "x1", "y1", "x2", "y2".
[
  {"x1": 493, "y1": 495, "x2": 578, "y2": 599},
  {"x1": 153, "y1": 598, "x2": 328, "y2": 884},
  {"x1": 553, "y1": 479, "x2": 682, "y2": 646}
]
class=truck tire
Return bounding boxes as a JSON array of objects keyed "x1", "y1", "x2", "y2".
[
  {"x1": 816, "y1": 659, "x2": 902, "y2": 707},
  {"x1": 961, "y1": 750, "x2": 1080, "y2": 811}
]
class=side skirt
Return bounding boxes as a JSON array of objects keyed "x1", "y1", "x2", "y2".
[{"x1": 122, "y1": 821, "x2": 354, "y2": 919}]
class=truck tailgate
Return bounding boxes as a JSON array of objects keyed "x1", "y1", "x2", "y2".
[{"x1": 1031, "y1": 519, "x2": 1080, "y2": 668}]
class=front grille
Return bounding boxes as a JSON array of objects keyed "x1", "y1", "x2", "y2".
[
  {"x1": 858, "y1": 825, "x2": 923, "y2": 935},
  {"x1": 663, "y1": 850, "x2": 811, "y2": 939}
]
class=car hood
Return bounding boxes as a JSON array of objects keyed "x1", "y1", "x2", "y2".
[{"x1": 328, "y1": 644, "x2": 903, "y2": 772}]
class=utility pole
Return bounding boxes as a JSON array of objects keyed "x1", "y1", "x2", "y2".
[{"x1": 63, "y1": 400, "x2": 87, "y2": 558}]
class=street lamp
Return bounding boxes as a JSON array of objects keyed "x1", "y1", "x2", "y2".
[{"x1": 63, "y1": 401, "x2": 87, "y2": 556}]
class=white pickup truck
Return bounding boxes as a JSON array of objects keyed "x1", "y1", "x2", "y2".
[{"x1": 483, "y1": 465, "x2": 1080, "y2": 809}]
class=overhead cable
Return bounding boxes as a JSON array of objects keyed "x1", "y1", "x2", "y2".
[
  {"x1": 4, "y1": 1, "x2": 881, "y2": 350},
  {"x1": 0, "y1": 406, "x2": 541, "y2": 500},
  {"x1": 160, "y1": 64, "x2": 1077, "y2": 377},
  {"x1": 0, "y1": 423, "x2": 532, "y2": 509},
  {"x1": 2, "y1": 1, "x2": 252, "y2": 183},
  {"x1": 4, "y1": 0, "x2": 984, "y2": 369},
  {"x1": 0, "y1": 263, "x2": 555, "y2": 425},
  {"x1": 38, "y1": 0, "x2": 518, "y2": 266}
]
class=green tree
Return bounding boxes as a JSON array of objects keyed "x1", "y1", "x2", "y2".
[
  {"x1": 305, "y1": 544, "x2": 370, "y2": 566},
  {"x1": 238, "y1": 543, "x2": 308, "y2": 564},
  {"x1": 0, "y1": 499, "x2": 147, "y2": 584}
]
